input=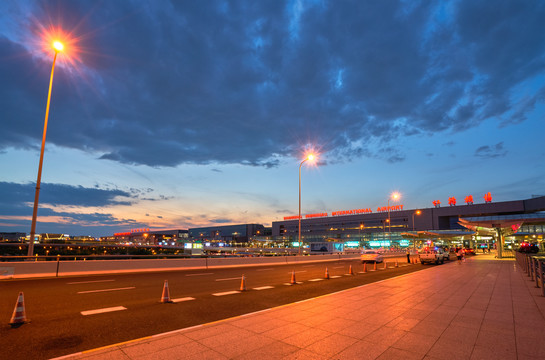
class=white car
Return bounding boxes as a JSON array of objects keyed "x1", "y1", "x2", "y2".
[{"x1": 361, "y1": 250, "x2": 384, "y2": 263}]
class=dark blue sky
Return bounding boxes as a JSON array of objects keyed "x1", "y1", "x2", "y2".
[{"x1": 1, "y1": 0, "x2": 544, "y2": 236}]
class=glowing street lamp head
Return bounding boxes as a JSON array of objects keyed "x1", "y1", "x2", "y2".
[
  {"x1": 52, "y1": 41, "x2": 64, "y2": 52},
  {"x1": 307, "y1": 154, "x2": 315, "y2": 161},
  {"x1": 416, "y1": 210, "x2": 422, "y2": 215},
  {"x1": 390, "y1": 192, "x2": 400, "y2": 201}
]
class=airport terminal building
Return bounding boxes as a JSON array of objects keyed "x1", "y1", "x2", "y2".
[{"x1": 271, "y1": 195, "x2": 545, "y2": 248}]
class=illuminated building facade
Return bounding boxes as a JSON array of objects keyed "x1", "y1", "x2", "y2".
[{"x1": 272, "y1": 195, "x2": 545, "y2": 247}]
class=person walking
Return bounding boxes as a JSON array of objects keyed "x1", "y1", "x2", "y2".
[{"x1": 406, "y1": 247, "x2": 411, "y2": 263}]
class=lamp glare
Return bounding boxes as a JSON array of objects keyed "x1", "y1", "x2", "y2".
[{"x1": 53, "y1": 41, "x2": 64, "y2": 52}]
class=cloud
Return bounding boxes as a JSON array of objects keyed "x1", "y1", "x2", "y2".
[
  {"x1": 0, "y1": 182, "x2": 150, "y2": 234},
  {"x1": 0, "y1": 182, "x2": 133, "y2": 211},
  {"x1": 0, "y1": 1, "x2": 543, "y2": 168},
  {"x1": 210, "y1": 218, "x2": 234, "y2": 224},
  {"x1": 474, "y1": 142, "x2": 508, "y2": 159}
]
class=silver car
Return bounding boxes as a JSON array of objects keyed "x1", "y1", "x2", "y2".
[{"x1": 361, "y1": 250, "x2": 384, "y2": 263}]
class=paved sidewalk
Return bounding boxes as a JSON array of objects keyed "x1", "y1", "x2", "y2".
[{"x1": 54, "y1": 254, "x2": 545, "y2": 359}]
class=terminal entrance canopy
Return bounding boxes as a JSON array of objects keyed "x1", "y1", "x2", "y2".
[{"x1": 458, "y1": 213, "x2": 545, "y2": 258}]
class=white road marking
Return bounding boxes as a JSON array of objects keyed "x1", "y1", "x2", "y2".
[
  {"x1": 287, "y1": 271, "x2": 307, "y2": 274},
  {"x1": 330, "y1": 275, "x2": 342, "y2": 278},
  {"x1": 172, "y1": 297, "x2": 196, "y2": 303},
  {"x1": 302, "y1": 265, "x2": 315, "y2": 268},
  {"x1": 185, "y1": 273, "x2": 214, "y2": 277},
  {"x1": 308, "y1": 278, "x2": 324, "y2": 282},
  {"x1": 256, "y1": 268, "x2": 273, "y2": 271},
  {"x1": 333, "y1": 266, "x2": 344, "y2": 269},
  {"x1": 67, "y1": 280, "x2": 115, "y2": 285},
  {"x1": 81, "y1": 306, "x2": 127, "y2": 316},
  {"x1": 212, "y1": 291, "x2": 240, "y2": 296},
  {"x1": 253, "y1": 286, "x2": 274, "y2": 290},
  {"x1": 283, "y1": 282, "x2": 302, "y2": 285},
  {"x1": 215, "y1": 277, "x2": 242, "y2": 281},
  {"x1": 77, "y1": 287, "x2": 135, "y2": 294}
]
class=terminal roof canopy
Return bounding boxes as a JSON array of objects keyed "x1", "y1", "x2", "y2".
[
  {"x1": 401, "y1": 230, "x2": 475, "y2": 238},
  {"x1": 458, "y1": 213, "x2": 545, "y2": 234}
]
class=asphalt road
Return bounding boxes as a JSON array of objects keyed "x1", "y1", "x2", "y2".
[{"x1": 0, "y1": 255, "x2": 430, "y2": 359}]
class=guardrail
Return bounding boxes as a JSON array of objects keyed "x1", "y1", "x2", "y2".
[
  {"x1": 516, "y1": 251, "x2": 545, "y2": 297},
  {"x1": 0, "y1": 253, "x2": 367, "y2": 279}
]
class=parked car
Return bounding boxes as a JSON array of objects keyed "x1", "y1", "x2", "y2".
[
  {"x1": 445, "y1": 249, "x2": 457, "y2": 261},
  {"x1": 419, "y1": 247, "x2": 444, "y2": 265},
  {"x1": 518, "y1": 243, "x2": 539, "y2": 253},
  {"x1": 361, "y1": 250, "x2": 384, "y2": 263}
]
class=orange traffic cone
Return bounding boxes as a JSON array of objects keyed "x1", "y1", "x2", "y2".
[
  {"x1": 160, "y1": 280, "x2": 172, "y2": 303},
  {"x1": 395, "y1": 260, "x2": 399, "y2": 268},
  {"x1": 240, "y1": 274, "x2": 247, "y2": 291},
  {"x1": 325, "y1": 267, "x2": 330, "y2": 279},
  {"x1": 362, "y1": 262, "x2": 367, "y2": 273},
  {"x1": 290, "y1": 270, "x2": 297, "y2": 284},
  {"x1": 373, "y1": 262, "x2": 377, "y2": 271},
  {"x1": 10, "y1": 292, "x2": 28, "y2": 327},
  {"x1": 348, "y1": 265, "x2": 354, "y2": 275}
]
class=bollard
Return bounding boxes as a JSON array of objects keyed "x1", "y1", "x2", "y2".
[
  {"x1": 56, "y1": 255, "x2": 61, "y2": 277},
  {"x1": 535, "y1": 258, "x2": 540, "y2": 289},
  {"x1": 539, "y1": 260, "x2": 545, "y2": 297}
]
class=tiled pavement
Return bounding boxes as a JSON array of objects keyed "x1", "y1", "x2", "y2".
[{"x1": 54, "y1": 254, "x2": 545, "y2": 359}]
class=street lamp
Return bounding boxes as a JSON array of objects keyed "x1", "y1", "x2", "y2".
[
  {"x1": 412, "y1": 210, "x2": 421, "y2": 231},
  {"x1": 298, "y1": 154, "x2": 315, "y2": 256},
  {"x1": 412, "y1": 209, "x2": 421, "y2": 250},
  {"x1": 28, "y1": 40, "x2": 65, "y2": 257},
  {"x1": 387, "y1": 192, "x2": 400, "y2": 242}
]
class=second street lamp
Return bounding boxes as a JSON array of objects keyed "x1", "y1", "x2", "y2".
[
  {"x1": 28, "y1": 40, "x2": 65, "y2": 257},
  {"x1": 298, "y1": 154, "x2": 315, "y2": 256},
  {"x1": 412, "y1": 209, "x2": 421, "y2": 250},
  {"x1": 387, "y1": 192, "x2": 400, "y2": 242},
  {"x1": 412, "y1": 210, "x2": 421, "y2": 232}
]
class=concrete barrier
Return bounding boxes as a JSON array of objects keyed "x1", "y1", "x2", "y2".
[{"x1": 2, "y1": 254, "x2": 360, "y2": 279}]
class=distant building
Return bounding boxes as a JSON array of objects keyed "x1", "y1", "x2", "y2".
[
  {"x1": 189, "y1": 224, "x2": 266, "y2": 244},
  {"x1": 0, "y1": 232, "x2": 26, "y2": 242},
  {"x1": 111, "y1": 229, "x2": 188, "y2": 245}
]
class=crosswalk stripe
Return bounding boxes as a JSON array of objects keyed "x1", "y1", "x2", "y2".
[
  {"x1": 212, "y1": 291, "x2": 240, "y2": 296},
  {"x1": 172, "y1": 297, "x2": 195, "y2": 303},
  {"x1": 81, "y1": 306, "x2": 127, "y2": 316}
]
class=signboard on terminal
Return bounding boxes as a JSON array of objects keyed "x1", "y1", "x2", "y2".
[
  {"x1": 283, "y1": 204, "x2": 405, "y2": 220},
  {"x1": 332, "y1": 208, "x2": 372, "y2": 216}
]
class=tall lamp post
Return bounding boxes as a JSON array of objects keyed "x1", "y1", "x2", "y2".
[
  {"x1": 28, "y1": 40, "x2": 64, "y2": 257},
  {"x1": 387, "y1": 192, "x2": 400, "y2": 243},
  {"x1": 412, "y1": 210, "x2": 421, "y2": 231},
  {"x1": 412, "y1": 210, "x2": 421, "y2": 249},
  {"x1": 298, "y1": 154, "x2": 315, "y2": 256}
]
